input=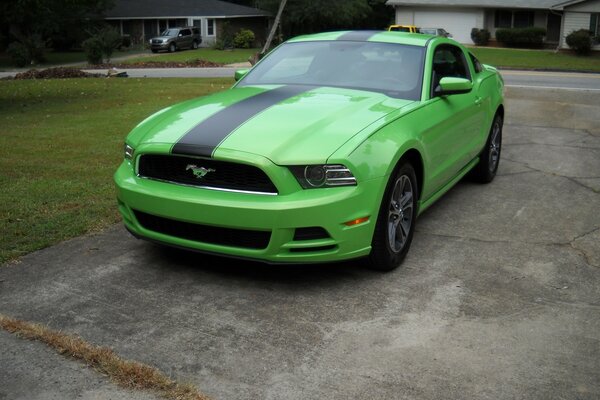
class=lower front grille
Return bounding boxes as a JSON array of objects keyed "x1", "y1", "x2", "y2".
[{"x1": 133, "y1": 210, "x2": 271, "y2": 250}]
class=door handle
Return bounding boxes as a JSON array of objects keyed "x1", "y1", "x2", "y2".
[{"x1": 475, "y1": 97, "x2": 483, "y2": 106}]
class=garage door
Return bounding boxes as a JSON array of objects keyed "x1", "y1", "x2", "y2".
[{"x1": 414, "y1": 10, "x2": 479, "y2": 44}]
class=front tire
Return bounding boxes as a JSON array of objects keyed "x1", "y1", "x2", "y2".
[
  {"x1": 365, "y1": 162, "x2": 418, "y2": 271},
  {"x1": 472, "y1": 113, "x2": 503, "y2": 183},
  {"x1": 169, "y1": 43, "x2": 176, "y2": 53}
]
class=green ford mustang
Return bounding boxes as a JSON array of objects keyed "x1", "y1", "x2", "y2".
[{"x1": 114, "y1": 31, "x2": 504, "y2": 270}]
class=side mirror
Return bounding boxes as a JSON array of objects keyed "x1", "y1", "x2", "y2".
[
  {"x1": 234, "y1": 69, "x2": 249, "y2": 82},
  {"x1": 178, "y1": 33, "x2": 183, "y2": 37},
  {"x1": 434, "y1": 77, "x2": 472, "y2": 97}
]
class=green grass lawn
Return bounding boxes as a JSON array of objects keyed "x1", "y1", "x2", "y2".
[
  {"x1": 123, "y1": 47, "x2": 259, "y2": 65},
  {"x1": 0, "y1": 49, "x2": 148, "y2": 70},
  {"x1": 469, "y1": 47, "x2": 600, "y2": 72},
  {"x1": 0, "y1": 77, "x2": 232, "y2": 264}
]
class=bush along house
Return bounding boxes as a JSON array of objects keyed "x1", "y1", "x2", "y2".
[
  {"x1": 105, "y1": 0, "x2": 271, "y2": 47},
  {"x1": 386, "y1": 0, "x2": 600, "y2": 50}
]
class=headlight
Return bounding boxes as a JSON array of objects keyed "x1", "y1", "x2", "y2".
[
  {"x1": 289, "y1": 164, "x2": 357, "y2": 189},
  {"x1": 124, "y1": 143, "x2": 135, "y2": 160}
]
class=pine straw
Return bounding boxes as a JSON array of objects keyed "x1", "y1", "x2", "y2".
[
  {"x1": 93, "y1": 60, "x2": 223, "y2": 69},
  {"x1": 0, "y1": 314, "x2": 211, "y2": 400},
  {"x1": 13, "y1": 67, "x2": 102, "y2": 80}
]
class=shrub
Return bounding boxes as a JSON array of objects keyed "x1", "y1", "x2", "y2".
[
  {"x1": 7, "y1": 35, "x2": 46, "y2": 67},
  {"x1": 82, "y1": 36, "x2": 104, "y2": 64},
  {"x1": 495, "y1": 27, "x2": 547, "y2": 48},
  {"x1": 121, "y1": 35, "x2": 132, "y2": 49},
  {"x1": 566, "y1": 29, "x2": 593, "y2": 55},
  {"x1": 82, "y1": 26, "x2": 122, "y2": 64},
  {"x1": 7, "y1": 42, "x2": 29, "y2": 67},
  {"x1": 218, "y1": 21, "x2": 235, "y2": 49},
  {"x1": 233, "y1": 29, "x2": 255, "y2": 48},
  {"x1": 471, "y1": 28, "x2": 491, "y2": 46}
]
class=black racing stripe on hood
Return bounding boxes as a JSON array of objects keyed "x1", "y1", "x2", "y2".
[
  {"x1": 172, "y1": 85, "x2": 310, "y2": 158},
  {"x1": 336, "y1": 31, "x2": 380, "y2": 41}
]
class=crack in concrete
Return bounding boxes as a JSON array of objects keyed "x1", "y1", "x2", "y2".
[
  {"x1": 417, "y1": 230, "x2": 599, "y2": 268},
  {"x1": 504, "y1": 123, "x2": 600, "y2": 137},
  {"x1": 497, "y1": 170, "x2": 538, "y2": 177},
  {"x1": 503, "y1": 142, "x2": 600, "y2": 151},
  {"x1": 569, "y1": 227, "x2": 600, "y2": 268},
  {"x1": 502, "y1": 157, "x2": 600, "y2": 193}
]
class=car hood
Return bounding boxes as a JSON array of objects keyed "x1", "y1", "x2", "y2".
[
  {"x1": 128, "y1": 85, "x2": 415, "y2": 164},
  {"x1": 151, "y1": 36, "x2": 173, "y2": 41}
]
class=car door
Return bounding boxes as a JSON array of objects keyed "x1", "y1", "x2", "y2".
[
  {"x1": 179, "y1": 29, "x2": 192, "y2": 48},
  {"x1": 419, "y1": 43, "x2": 484, "y2": 195}
]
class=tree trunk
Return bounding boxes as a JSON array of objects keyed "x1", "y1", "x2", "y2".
[{"x1": 249, "y1": 0, "x2": 287, "y2": 65}]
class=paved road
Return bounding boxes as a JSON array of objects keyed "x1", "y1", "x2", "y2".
[
  {"x1": 84, "y1": 68, "x2": 600, "y2": 90},
  {"x1": 1, "y1": 87, "x2": 599, "y2": 400},
  {"x1": 2, "y1": 67, "x2": 600, "y2": 90},
  {"x1": 84, "y1": 67, "x2": 239, "y2": 79},
  {"x1": 501, "y1": 69, "x2": 600, "y2": 90}
]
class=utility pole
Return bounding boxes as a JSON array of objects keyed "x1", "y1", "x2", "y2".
[{"x1": 250, "y1": 0, "x2": 287, "y2": 65}]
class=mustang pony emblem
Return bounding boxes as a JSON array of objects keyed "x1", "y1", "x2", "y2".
[{"x1": 186, "y1": 164, "x2": 215, "y2": 179}]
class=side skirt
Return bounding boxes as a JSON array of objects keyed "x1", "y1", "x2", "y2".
[{"x1": 417, "y1": 157, "x2": 480, "y2": 216}]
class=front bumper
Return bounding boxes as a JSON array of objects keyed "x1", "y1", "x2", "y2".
[
  {"x1": 150, "y1": 42, "x2": 170, "y2": 50},
  {"x1": 114, "y1": 157, "x2": 385, "y2": 264}
]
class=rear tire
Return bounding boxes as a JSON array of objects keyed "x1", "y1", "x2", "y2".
[
  {"x1": 365, "y1": 162, "x2": 418, "y2": 272},
  {"x1": 472, "y1": 113, "x2": 502, "y2": 183},
  {"x1": 192, "y1": 40, "x2": 199, "y2": 49}
]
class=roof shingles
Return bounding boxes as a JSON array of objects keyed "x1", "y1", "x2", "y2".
[
  {"x1": 106, "y1": 0, "x2": 270, "y2": 18},
  {"x1": 385, "y1": 0, "x2": 563, "y2": 9}
]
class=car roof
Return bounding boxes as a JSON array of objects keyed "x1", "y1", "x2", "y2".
[{"x1": 287, "y1": 31, "x2": 435, "y2": 47}]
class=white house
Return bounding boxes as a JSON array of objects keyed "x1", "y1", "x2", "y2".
[
  {"x1": 386, "y1": 0, "x2": 600, "y2": 49},
  {"x1": 554, "y1": 0, "x2": 600, "y2": 50}
]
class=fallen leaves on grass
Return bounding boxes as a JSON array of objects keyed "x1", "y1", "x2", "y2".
[
  {"x1": 0, "y1": 314, "x2": 211, "y2": 400},
  {"x1": 12, "y1": 68, "x2": 102, "y2": 80}
]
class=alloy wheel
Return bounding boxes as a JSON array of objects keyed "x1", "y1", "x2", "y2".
[{"x1": 388, "y1": 175, "x2": 414, "y2": 252}]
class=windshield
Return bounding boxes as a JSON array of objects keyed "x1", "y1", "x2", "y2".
[
  {"x1": 239, "y1": 41, "x2": 425, "y2": 100},
  {"x1": 160, "y1": 29, "x2": 179, "y2": 37}
]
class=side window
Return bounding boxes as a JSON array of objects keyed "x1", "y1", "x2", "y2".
[
  {"x1": 431, "y1": 45, "x2": 470, "y2": 95},
  {"x1": 192, "y1": 28, "x2": 200, "y2": 36},
  {"x1": 181, "y1": 29, "x2": 191, "y2": 36},
  {"x1": 469, "y1": 53, "x2": 483, "y2": 73}
]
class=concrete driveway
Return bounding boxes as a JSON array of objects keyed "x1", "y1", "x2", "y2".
[{"x1": 1, "y1": 87, "x2": 599, "y2": 400}]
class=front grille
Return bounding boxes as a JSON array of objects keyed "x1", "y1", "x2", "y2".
[
  {"x1": 152, "y1": 40, "x2": 162, "y2": 44},
  {"x1": 133, "y1": 210, "x2": 271, "y2": 250},
  {"x1": 138, "y1": 154, "x2": 278, "y2": 194}
]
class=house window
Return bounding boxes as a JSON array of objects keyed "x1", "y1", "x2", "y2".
[
  {"x1": 495, "y1": 10, "x2": 535, "y2": 29},
  {"x1": 207, "y1": 19, "x2": 215, "y2": 36},
  {"x1": 591, "y1": 14, "x2": 599, "y2": 38},
  {"x1": 514, "y1": 11, "x2": 534, "y2": 28},
  {"x1": 193, "y1": 19, "x2": 202, "y2": 31},
  {"x1": 495, "y1": 10, "x2": 512, "y2": 28}
]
